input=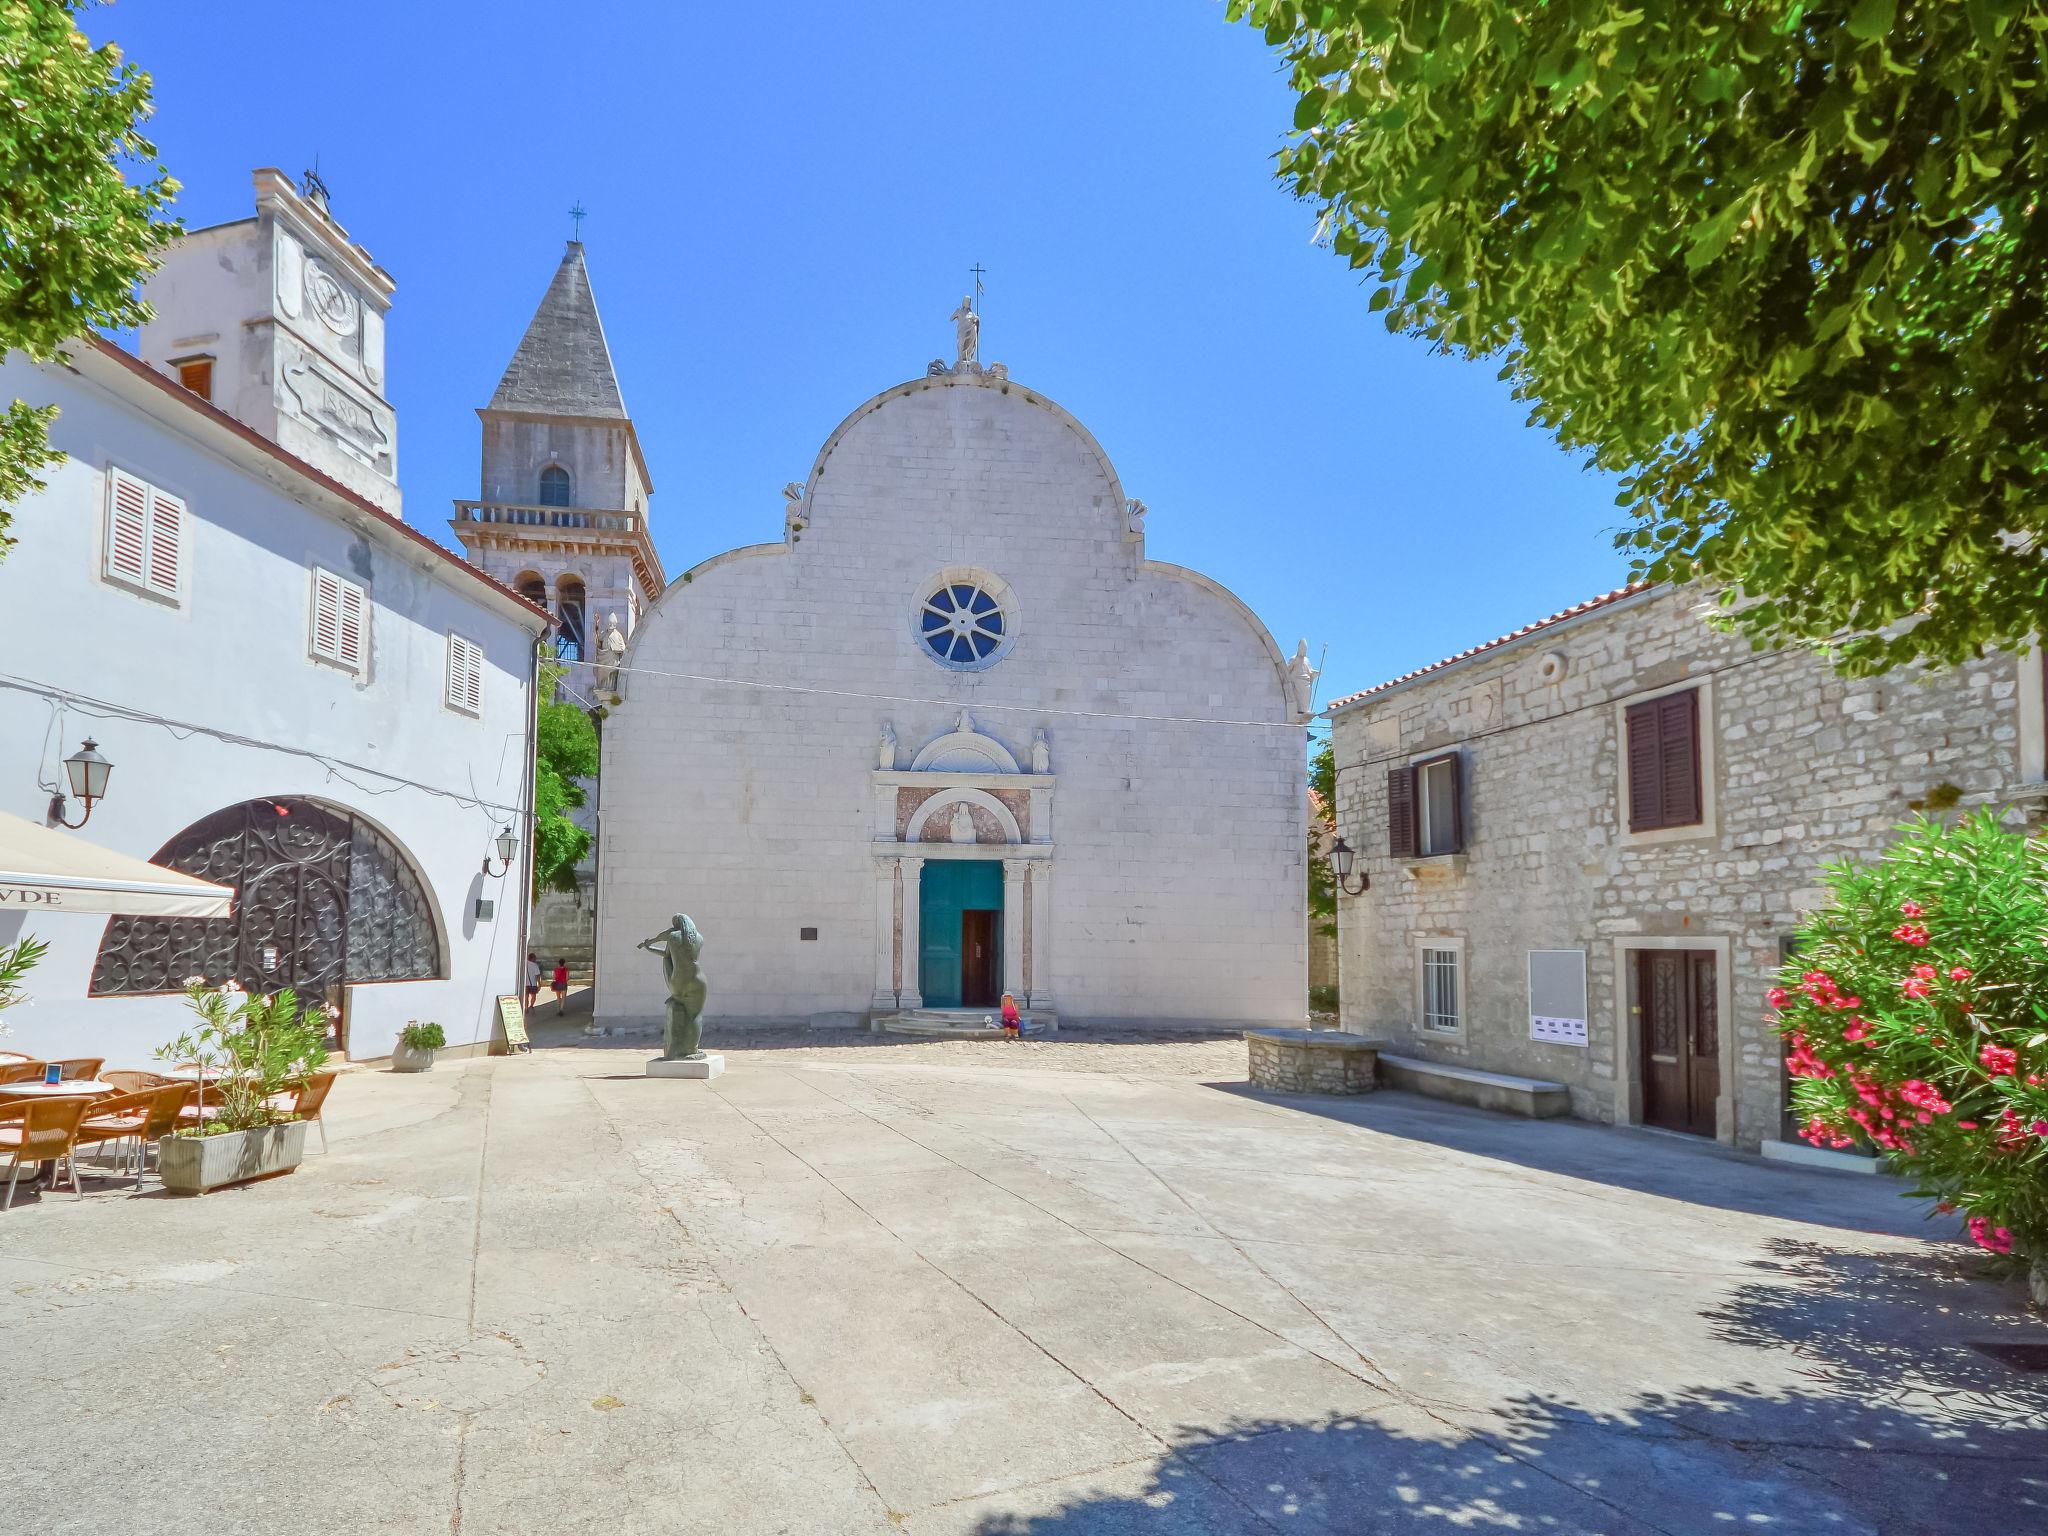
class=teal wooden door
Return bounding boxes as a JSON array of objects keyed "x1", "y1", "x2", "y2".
[{"x1": 919, "y1": 860, "x2": 1002, "y2": 1007}]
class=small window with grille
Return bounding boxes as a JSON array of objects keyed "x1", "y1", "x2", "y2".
[{"x1": 1420, "y1": 946, "x2": 1461, "y2": 1034}]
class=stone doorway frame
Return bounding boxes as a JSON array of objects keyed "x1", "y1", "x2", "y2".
[{"x1": 1610, "y1": 935, "x2": 1736, "y2": 1144}]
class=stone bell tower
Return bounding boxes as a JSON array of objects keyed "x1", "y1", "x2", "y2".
[{"x1": 450, "y1": 241, "x2": 664, "y2": 663}]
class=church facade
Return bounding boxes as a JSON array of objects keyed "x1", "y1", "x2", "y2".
[{"x1": 594, "y1": 323, "x2": 1313, "y2": 1029}]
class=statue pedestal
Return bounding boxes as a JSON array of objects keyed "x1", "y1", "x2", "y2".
[{"x1": 647, "y1": 1054, "x2": 724, "y2": 1080}]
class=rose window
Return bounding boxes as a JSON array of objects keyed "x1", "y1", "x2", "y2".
[{"x1": 920, "y1": 582, "x2": 1007, "y2": 667}]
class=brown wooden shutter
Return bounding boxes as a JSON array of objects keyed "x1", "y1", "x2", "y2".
[
  {"x1": 1446, "y1": 751, "x2": 1465, "y2": 853},
  {"x1": 1387, "y1": 765, "x2": 1416, "y2": 859},
  {"x1": 1657, "y1": 690, "x2": 1701, "y2": 827},
  {"x1": 1625, "y1": 698, "x2": 1664, "y2": 831}
]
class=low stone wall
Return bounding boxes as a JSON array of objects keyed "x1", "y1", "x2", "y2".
[{"x1": 1245, "y1": 1028, "x2": 1387, "y2": 1095}]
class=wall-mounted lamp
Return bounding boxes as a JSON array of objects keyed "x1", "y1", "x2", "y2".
[
  {"x1": 1329, "y1": 836, "x2": 1370, "y2": 895},
  {"x1": 48, "y1": 739, "x2": 113, "y2": 829},
  {"x1": 481, "y1": 824, "x2": 519, "y2": 877}
]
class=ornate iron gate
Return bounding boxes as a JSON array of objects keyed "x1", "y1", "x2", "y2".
[{"x1": 91, "y1": 799, "x2": 442, "y2": 999}]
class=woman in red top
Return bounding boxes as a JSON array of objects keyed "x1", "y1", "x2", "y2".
[
  {"x1": 551, "y1": 959, "x2": 570, "y2": 1013},
  {"x1": 1000, "y1": 992, "x2": 1021, "y2": 1039}
]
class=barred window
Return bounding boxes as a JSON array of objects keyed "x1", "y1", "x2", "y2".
[{"x1": 1421, "y1": 947, "x2": 1461, "y2": 1034}]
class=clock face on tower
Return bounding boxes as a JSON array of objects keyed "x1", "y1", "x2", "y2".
[{"x1": 304, "y1": 258, "x2": 359, "y2": 337}]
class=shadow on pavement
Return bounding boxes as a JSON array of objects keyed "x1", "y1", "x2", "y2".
[
  {"x1": 966, "y1": 1240, "x2": 2048, "y2": 1533},
  {"x1": 1205, "y1": 1079, "x2": 1939, "y2": 1238}
]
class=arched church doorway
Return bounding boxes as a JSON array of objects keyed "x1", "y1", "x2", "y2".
[
  {"x1": 918, "y1": 859, "x2": 1002, "y2": 1008},
  {"x1": 90, "y1": 798, "x2": 443, "y2": 1055}
]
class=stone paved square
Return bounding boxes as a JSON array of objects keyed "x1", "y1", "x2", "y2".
[{"x1": 3, "y1": 1036, "x2": 2043, "y2": 1534}]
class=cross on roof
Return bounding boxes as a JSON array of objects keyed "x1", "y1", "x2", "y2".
[
  {"x1": 969, "y1": 262, "x2": 987, "y2": 313},
  {"x1": 569, "y1": 201, "x2": 588, "y2": 240}
]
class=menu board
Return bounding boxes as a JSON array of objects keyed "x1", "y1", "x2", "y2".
[{"x1": 497, "y1": 994, "x2": 529, "y2": 1051}]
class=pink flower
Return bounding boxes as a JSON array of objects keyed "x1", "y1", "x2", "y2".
[
  {"x1": 1967, "y1": 1216, "x2": 2014, "y2": 1255},
  {"x1": 1912, "y1": 964, "x2": 1938, "y2": 981},
  {"x1": 1980, "y1": 1043, "x2": 2019, "y2": 1077},
  {"x1": 1765, "y1": 986, "x2": 1790, "y2": 1009},
  {"x1": 1899, "y1": 901, "x2": 1924, "y2": 918},
  {"x1": 1892, "y1": 923, "x2": 1931, "y2": 946},
  {"x1": 1948, "y1": 967, "x2": 1973, "y2": 981},
  {"x1": 1901, "y1": 977, "x2": 1934, "y2": 1000}
]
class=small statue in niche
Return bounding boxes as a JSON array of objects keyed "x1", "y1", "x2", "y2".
[
  {"x1": 878, "y1": 720, "x2": 898, "y2": 771},
  {"x1": 1125, "y1": 498, "x2": 1147, "y2": 538},
  {"x1": 1030, "y1": 728, "x2": 1050, "y2": 774},
  {"x1": 949, "y1": 803, "x2": 976, "y2": 844}
]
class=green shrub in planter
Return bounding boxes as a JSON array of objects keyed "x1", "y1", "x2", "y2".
[
  {"x1": 158, "y1": 980, "x2": 330, "y2": 1135},
  {"x1": 1769, "y1": 813, "x2": 2048, "y2": 1286},
  {"x1": 399, "y1": 1021, "x2": 446, "y2": 1052}
]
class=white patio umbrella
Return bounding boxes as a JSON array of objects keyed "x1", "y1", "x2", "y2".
[{"x1": 0, "y1": 808, "x2": 233, "y2": 918}]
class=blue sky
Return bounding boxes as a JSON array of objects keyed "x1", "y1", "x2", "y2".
[{"x1": 83, "y1": 0, "x2": 1631, "y2": 707}]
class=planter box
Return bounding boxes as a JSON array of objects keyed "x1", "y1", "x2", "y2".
[
  {"x1": 157, "y1": 1121, "x2": 308, "y2": 1195},
  {"x1": 391, "y1": 1043, "x2": 437, "y2": 1073}
]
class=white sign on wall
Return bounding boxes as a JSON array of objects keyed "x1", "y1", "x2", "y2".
[{"x1": 1528, "y1": 949, "x2": 1589, "y2": 1047}]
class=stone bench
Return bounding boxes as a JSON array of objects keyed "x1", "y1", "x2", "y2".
[
  {"x1": 1375, "y1": 1054, "x2": 1572, "y2": 1119},
  {"x1": 1245, "y1": 1029, "x2": 1388, "y2": 1095}
]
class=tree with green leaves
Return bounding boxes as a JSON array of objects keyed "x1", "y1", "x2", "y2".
[
  {"x1": 1236, "y1": 1, "x2": 2048, "y2": 674},
  {"x1": 1, "y1": 1, "x2": 178, "y2": 551},
  {"x1": 533, "y1": 664, "x2": 599, "y2": 898},
  {"x1": 1308, "y1": 737, "x2": 1336, "y2": 940}
]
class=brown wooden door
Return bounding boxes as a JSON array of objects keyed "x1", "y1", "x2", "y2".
[
  {"x1": 1638, "y1": 949, "x2": 1719, "y2": 1137},
  {"x1": 961, "y1": 910, "x2": 999, "y2": 1007}
]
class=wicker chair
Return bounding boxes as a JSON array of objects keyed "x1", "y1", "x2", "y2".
[
  {"x1": 75, "y1": 1085, "x2": 187, "y2": 1191},
  {"x1": 0, "y1": 1097, "x2": 93, "y2": 1208},
  {"x1": 0, "y1": 1062, "x2": 45, "y2": 1085},
  {"x1": 287, "y1": 1070, "x2": 339, "y2": 1153},
  {"x1": 49, "y1": 1058, "x2": 105, "y2": 1082},
  {"x1": 101, "y1": 1070, "x2": 169, "y2": 1092}
]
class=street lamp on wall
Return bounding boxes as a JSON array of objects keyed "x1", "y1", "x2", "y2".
[
  {"x1": 481, "y1": 824, "x2": 518, "y2": 877},
  {"x1": 48, "y1": 739, "x2": 113, "y2": 829},
  {"x1": 1329, "y1": 836, "x2": 1370, "y2": 895}
]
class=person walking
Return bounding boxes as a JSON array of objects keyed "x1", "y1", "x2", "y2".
[
  {"x1": 551, "y1": 958, "x2": 570, "y2": 1013},
  {"x1": 524, "y1": 953, "x2": 541, "y2": 1010},
  {"x1": 1000, "y1": 992, "x2": 1021, "y2": 1040}
]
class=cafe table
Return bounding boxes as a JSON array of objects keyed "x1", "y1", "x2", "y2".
[{"x1": 0, "y1": 1078, "x2": 115, "y2": 1099}]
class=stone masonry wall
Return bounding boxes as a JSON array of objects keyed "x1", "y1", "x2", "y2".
[
  {"x1": 1329, "y1": 585, "x2": 2036, "y2": 1150},
  {"x1": 1246, "y1": 1032, "x2": 1380, "y2": 1094}
]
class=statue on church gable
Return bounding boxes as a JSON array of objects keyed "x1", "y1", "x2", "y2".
[
  {"x1": 1031, "y1": 728, "x2": 1050, "y2": 774},
  {"x1": 1286, "y1": 640, "x2": 1320, "y2": 720},
  {"x1": 951, "y1": 297, "x2": 980, "y2": 371},
  {"x1": 782, "y1": 482, "x2": 806, "y2": 540},
  {"x1": 1125, "y1": 499, "x2": 1147, "y2": 539},
  {"x1": 878, "y1": 720, "x2": 898, "y2": 771},
  {"x1": 596, "y1": 612, "x2": 626, "y2": 695},
  {"x1": 639, "y1": 913, "x2": 709, "y2": 1060}
]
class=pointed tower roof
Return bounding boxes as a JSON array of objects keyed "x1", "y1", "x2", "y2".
[{"x1": 489, "y1": 242, "x2": 626, "y2": 418}]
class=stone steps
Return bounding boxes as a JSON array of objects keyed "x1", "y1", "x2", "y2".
[{"x1": 873, "y1": 1009, "x2": 1059, "y2": 1037}]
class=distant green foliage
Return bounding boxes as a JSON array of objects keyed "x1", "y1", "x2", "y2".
[
  {"x1": 0, "y1": 1, "x2": 178, "y2": 547},
  {"x1": 1237, "y1": 1, "x2": 2048, "y2": 674},
  {"x1": 1308, "y1": 738, "x2": 1336, "y2": 939},
  {"x1": 534, "y1": 664, "x2": 598, "y2": 897}
]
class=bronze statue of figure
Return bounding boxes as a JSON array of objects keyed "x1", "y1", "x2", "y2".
[{"x1": 639, "y1": 913, "x2": 708, "y2": 1060}]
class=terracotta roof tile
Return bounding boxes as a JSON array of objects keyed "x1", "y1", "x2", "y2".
[{"x1": 1324, "y1": 582, "x2": 1654, "y2": 713}]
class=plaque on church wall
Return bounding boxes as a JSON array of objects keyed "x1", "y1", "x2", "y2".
[{"x1": 362, "y1": 306, "x2": 385, "y2": 389}]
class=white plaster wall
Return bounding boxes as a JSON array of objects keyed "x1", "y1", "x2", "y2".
[
  {"x1": 135, "y1": 221, "x2": 266, "y2": 424},
  {"x1": 596, "y1": 372, "x2": 1306, "y2": 1027},
  {"x1": 0, "y1": 356, "x2": 535, "y2": 1067}
]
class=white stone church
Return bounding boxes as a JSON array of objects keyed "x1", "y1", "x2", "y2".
[{"x1": 593, "y1": 312, "x2": 1314, "y2": 1029}]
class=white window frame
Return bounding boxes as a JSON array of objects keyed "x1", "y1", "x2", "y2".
[
  {"x1": 1614, "y1": 675, "x2": 1718, "y2": 847},
  {"x1": 309, "y1": 566, "x2": 370, "y2": 676},
  {"x1": 1415, "y1": 936, "x2": 1464, "y2": 1036},
  {"x1": 445, "y1": 632, "x2": 484, "y2": 718},
  {"x1": 1415, "y1": 754, "x2": 1459, "y2": 856},
  {"x1": 101, "y1": 466, "x2": 186, "y2": 606}
]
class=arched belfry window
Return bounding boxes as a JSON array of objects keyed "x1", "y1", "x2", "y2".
[
  {"x1": 538, "y1": 465, "x2": 572, "y2": 507},
  {"x1": 91, "y1": 799, "x2": 443, "y2": 997},
  {"x1": 555, "y1": 575, "x2": 587, "y2": 661}
]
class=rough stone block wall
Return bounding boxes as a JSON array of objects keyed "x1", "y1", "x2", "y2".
[
  {"x1": 1247, "y1": 1033, "x2": 1379, "y2": 1094},
  {"x1": 596, "y1": 372, "x2": 1307, "y2": 1028},
  {"x1": 1329, "y1": 585, "x2": 2033, "y2": 1150}
]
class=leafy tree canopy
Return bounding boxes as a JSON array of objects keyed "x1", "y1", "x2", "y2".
[
  {"x1": 533, "y1": 665, "x2": 598, "y2": 896},
  {"x1": 1308, "y1": 738, "x2": 1336, "y2": 938},
  {"x1": 0, "y1": 1, "x2": 178, "y2": 550},
  {"x1": 1237, "y1": 0, "x2": 2048, "y2": 674}
]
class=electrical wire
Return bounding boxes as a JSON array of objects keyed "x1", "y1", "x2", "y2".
[{"x1": 0, "y1": 672, "x2": 525, "y2": 821}]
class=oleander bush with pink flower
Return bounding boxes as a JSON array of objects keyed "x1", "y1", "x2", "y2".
[{"x1": 1771, "y1": 813, "x2": 2047, "y2": 1281}]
